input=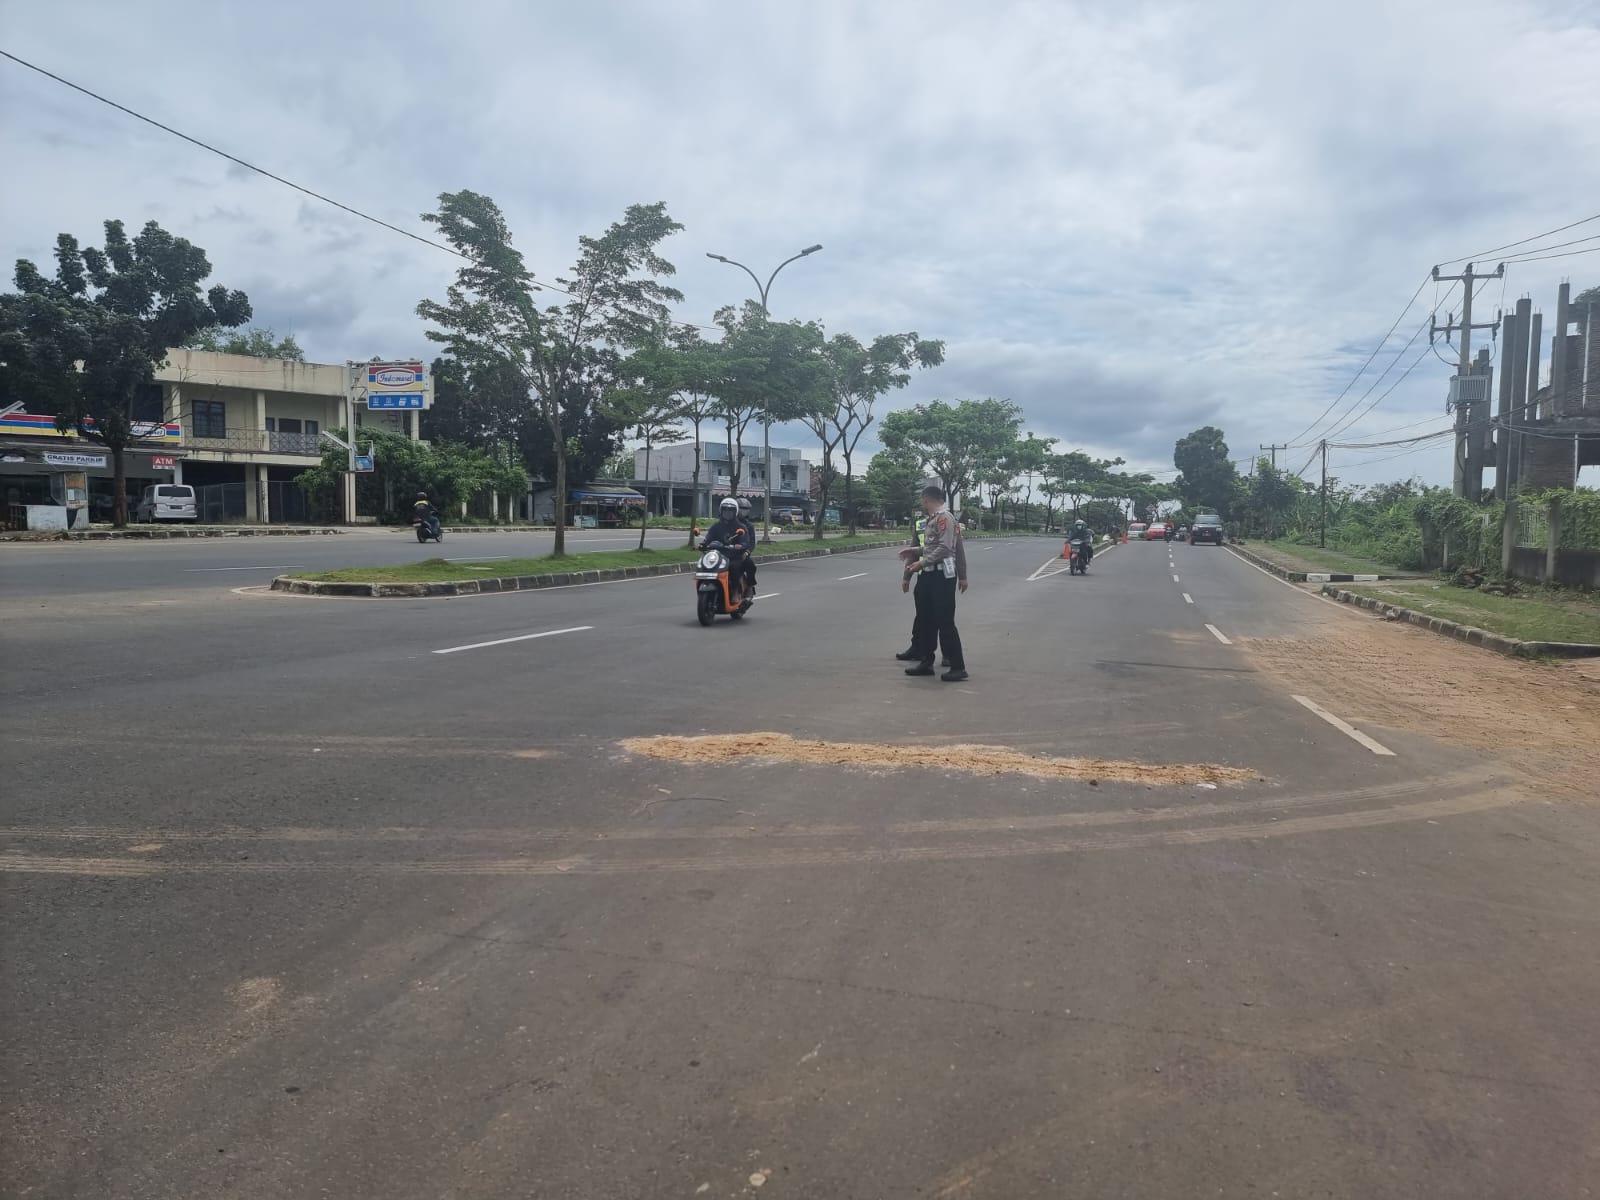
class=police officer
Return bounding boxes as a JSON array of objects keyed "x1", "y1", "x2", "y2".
[
  {"x1": 902, "y1": 485, "x2": 968, "y2": 682},
  {"x1": 895, "y1": 510, "x2": 930, "y2": 662}
]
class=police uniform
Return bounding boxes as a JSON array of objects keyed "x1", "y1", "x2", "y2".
[{"x1": 908, "y1": 508, "x2": 966, "y2": 673}]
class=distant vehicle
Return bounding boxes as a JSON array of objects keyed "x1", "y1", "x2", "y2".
[
  {"x1": 1176, "y1": 525, "x2": 1189, "y2": 538},
  {"x1": 1127, "y1": 522, "x2": 1148, "y2": 540},
  {"x1": 1189, "y1": 513, "x2": 1224, "y2": 545},
  {"x1": 136, "y1": 483, "x2": 196, "y2": 523},
  {"x1": 1153, "y1": 521, "x2": 1174, "y2": 542}
]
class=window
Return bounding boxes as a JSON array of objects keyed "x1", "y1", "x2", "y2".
[
  {"x1": 275, "y1": 418, "x2": 303, "y2": 435},
  {"x1": 191, "y1": 400, "x2": 226, "y2": 439},
  {"x1": 305, "y1": 420, "x2": 319, "y2": 436}
]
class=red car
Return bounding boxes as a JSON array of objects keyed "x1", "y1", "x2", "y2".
[{"x1": 1151, "y1": 521, "x2": 1174, "y2": 542}]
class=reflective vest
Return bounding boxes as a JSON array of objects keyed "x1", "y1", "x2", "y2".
[{"x1": 914, "y1": 516, "x2": 927, "y2": 547}]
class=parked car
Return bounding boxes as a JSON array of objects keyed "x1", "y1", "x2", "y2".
[
  {"x1": 1189, "y1": 513, "x2": 1224, "y2": 544},
  {"x1": 1127, "y1": 522, "x2": 1148, "y2": 541},
  {"x1": 137, "y1": 483, "x2": 197, "y2": 523}
]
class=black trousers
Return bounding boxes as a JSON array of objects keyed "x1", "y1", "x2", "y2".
[{"x1": 911, "y1": 572, "x2": 964, "y2": 668}]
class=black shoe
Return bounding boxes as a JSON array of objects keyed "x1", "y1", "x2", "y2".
[
  {"x1": 941, "y1": 668, "x2": 969, "y2": 682},
  {"x1": 894, "y1": 649, "x2": 921, "y2": 661},
  {"x1": 904, "y1": 662, "x2": 936, "y2": 676}
]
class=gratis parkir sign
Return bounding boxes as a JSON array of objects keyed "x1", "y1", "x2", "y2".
[{"x1": 363, "y1": 362, "x2": 430, "y2": 410}]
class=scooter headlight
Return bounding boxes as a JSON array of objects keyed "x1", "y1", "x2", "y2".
[{"x1": 698, "y1": 550, "x2": 724, "y2": 570}]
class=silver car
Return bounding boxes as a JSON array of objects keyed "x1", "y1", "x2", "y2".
[{"x1": 137, "y1": 483, "x2": 197, "y2": 522}]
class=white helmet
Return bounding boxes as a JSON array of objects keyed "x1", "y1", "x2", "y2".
[{"x1": 719, "y1": 498, "x2": 740, "y2": 518}]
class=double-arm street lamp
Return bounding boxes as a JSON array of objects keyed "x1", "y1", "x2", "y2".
[{"x1": 706, "y1": 243, "x2": 823, "y2": 541}]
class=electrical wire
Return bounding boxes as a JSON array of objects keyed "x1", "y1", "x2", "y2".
[
  {"x1": 1284, "y1": 274, "x2": 1433, "y2": 449},
  {"x1": 1495, "y1": 245, "x2": 1600, "y2": 266},
  {"x1": 1496, "y1": 232, "x2": 1600, "y2": 260},
  {"x1": 1435, "y1": 211, "x2": 1600, "y2": 266},
  {"x1": 1319, "y1": 319, "x2": 1433, "y2": 443},
  {"x1": 0, "y1": 48, "x2": 727, "y2": 335}
]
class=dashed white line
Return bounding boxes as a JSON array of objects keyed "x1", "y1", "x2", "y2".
[
  {"x1": 432, "y1": 625, "x2": 594, "y2": 655},
  {"x1": 1182, "y1": 593, "x2": 1194, "y2": 604},
  {"x1": 751, "y1": 592, "x2": 780, "y2": 601},
  {"x1": 1172, "y1": 574, "x2": 1180, "y2": 582},
  {"x1": 837, "y1": 572, "x2": 869, "y2": 581},
  {"x1": 184, "y1": 564, "x2": 304, "y2": 572},
  {"x1": 1292, "y1": 695, "x2": 1396, "y2": 756},
  {"x1": 1204, "y1": 623, "x2": 1233, "y2": 645}
]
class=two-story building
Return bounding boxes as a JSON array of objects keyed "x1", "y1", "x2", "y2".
[
  {"x1": 1, "y1": 350, "x2": 420, "y2": 525},
  {"x1": 632, "y1": 440, "x2": 811, "y2": 519}
]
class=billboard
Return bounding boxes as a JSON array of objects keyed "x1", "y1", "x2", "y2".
[{"x1": 363, "y1": 361, "x2": 430, "y2": 410}]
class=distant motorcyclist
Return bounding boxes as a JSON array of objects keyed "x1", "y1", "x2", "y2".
[
  {"x1": 1068, "y1": 519, "x2": 1094, "y2": 567},
  {"x1": 735, "y1": 496, "x2": 759, "y2": 595},
  {"x1": 702, "y1": 499, "x2": 754, "y2": 591},
  {"x1": 413, "y1": 491, "x2": 435, "y2": 520}
]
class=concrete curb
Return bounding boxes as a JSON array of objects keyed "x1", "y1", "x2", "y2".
[
  {"x1": 1320, "y1": 586, "x2": 1600, "y2": 659},
  {"x1": 1, "y1": 526, "x2": 344, "y2": 542},
  {"x1": 271, "y1": 538, "x2": 912, "y2": 598},
  {"x1": 1229, "y1": 543, "x2": 1400, "y2": 583}
]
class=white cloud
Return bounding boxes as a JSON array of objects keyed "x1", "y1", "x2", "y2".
[{"x1": 3, "y1": 0, "x2": 1597, "y2": 485}]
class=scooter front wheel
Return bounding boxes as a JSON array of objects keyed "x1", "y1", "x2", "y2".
[{"x1": 696, "y1": 592, "x2": 716, "y2": 626}]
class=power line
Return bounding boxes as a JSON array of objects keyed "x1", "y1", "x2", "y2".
[
  {"x1": 1497, "y1": 244, "x2": 1600, "y2": 266},
  {"x1": 1435, "y1": 210, "x2": 1600, "y2": 266},
  {"x1": 1320, "y1": 320, "x2": 1433, "y2": 444},
  {"x1": 0, "y1": 48, "x2": 728, "y2": 335},
  {"x1": 1285, "y1": 273, "x2": 1432, "y2": 449},
  {"x1": 1496, "y1": 232, "x2": 1600, "y2": 260}
]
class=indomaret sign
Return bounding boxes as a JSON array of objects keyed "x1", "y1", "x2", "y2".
[{"x1": 362, "y1": 361, "x2": 431, "y2": 410}]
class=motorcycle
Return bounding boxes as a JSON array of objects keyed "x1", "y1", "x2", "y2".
[
  {"x1": 695, "y1": 541, "x2": 753, "y2": 625},
  {"x1": 414, "y1": 511, "x2": 444, "y2": 544},
  {"x1": 1068, "y1": 539, "x2": 1091, "y2": 575}
]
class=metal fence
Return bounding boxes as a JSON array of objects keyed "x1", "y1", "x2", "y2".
[{"x1": 196, "y1": 482, "x2": 246, "y2": 524}]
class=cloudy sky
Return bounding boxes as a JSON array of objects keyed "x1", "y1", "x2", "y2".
[{"x1": 3, "y1": 0, "x2": 1598, "y2": 486}]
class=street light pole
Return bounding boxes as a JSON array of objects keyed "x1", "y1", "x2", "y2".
[{"x1": 706, "y1": 244, "x2": 822, "y2": 542}]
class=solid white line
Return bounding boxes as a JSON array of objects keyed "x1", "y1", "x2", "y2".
[
  {"x1": 1204, "y1": 623, "x2": 1233, "y2": 645},
  {"x1": 444, "y1": 555, "x2": 510, "y2": 562},
  {"x1": 1292, "y1": 694, "x2": 1396, "y2": 756},
  {"x1": 837, "y1": 572, "x2": 869, "y2": 580},
  {"x1": 751, "y1": 592, "x2": 780, "y2": 601},
  {"x1": 1182, "y1": 593, "x2": 1194, "y2": 604},
  {"x1": 432, "y1": 625, "x2": 593, "y2": 655},
  {"x1": 184, "y1": 565, "x2": 304, "y2": 572},
  {"x1": 1223, "y1": 548, "x2": 1359, "y2": 613}
]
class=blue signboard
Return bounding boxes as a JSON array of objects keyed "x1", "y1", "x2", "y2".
[
  {"x1": 367, "y1": 393, "x2": 426, "y2": 410},
  {"x1": 353, "y1": 455, "x2": 375, "y2": 473}
]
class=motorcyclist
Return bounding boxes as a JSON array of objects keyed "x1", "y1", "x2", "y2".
[
  {"x1": 413, "y1": 492, "x2": 439, "y2": 531},
  {"x1": 735, "y1": 497, "x2": 759, "y2": 595},
  {"x1": 1068, "y1": 519, "x2": 1094, "y2": 568},
  {"x1": 701, "y1": 498, "x2": 754, "y2": 594}
]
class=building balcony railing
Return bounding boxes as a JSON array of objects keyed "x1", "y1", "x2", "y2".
[{"x1": 184, "y1": 429, "x2": 324, "y2": 456}]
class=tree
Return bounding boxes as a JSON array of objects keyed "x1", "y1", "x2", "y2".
[
  {"x1": 863, "y1": 449, "x2": 924, "y2": 525},
  {"x1": 417, "y1": 192, "x2": 682, "y2": 555},
  {"x1": 297, "y1": 427, "x2": 525, "y2": 520},
  {"x1": 1248, "y1": 458, "x2": 1297, "y2": 538},
  {"x1": 607, "y1": 344, "x2": 688, "y2": 548},
  {"x1": 1173, "y1": 426, "x2": 1239, "y2": 517},
  {"x1": 828, "y1": 332, "x2": 943, "y2": 535},
  {"x1": 184, "y1": 325, "x2": 304, "y2": 360},
  {"x1": 0, "y1": 220, "x2": 250, "y2": 526},
  {"x1": 1011, "y1": 434, "x2": 1056, "y2": 530},
  {"x1": 878, "y1": 398, "x2": 1023, "y2": 509}
]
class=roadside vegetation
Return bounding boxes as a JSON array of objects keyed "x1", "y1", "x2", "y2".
[{"x1": 1342, "y1": 580, "x2": 1600, "y2": 645}]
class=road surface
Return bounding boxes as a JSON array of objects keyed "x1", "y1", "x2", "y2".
[{"x1": 3, "y1": 534, "x2": 1597, "y2": 1198}]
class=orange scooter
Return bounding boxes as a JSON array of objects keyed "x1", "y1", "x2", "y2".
[{"x1": 694, "y1": 541, "x2": 753, "y2": 626}]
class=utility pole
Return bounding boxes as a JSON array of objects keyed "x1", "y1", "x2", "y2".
[
  {"x1": 1432, "y1": 262, "x2": 1504, "y2": 497},
  {"x1": 1259, "y1": 443, "x2": 1287, "y2": 470},
  {"x1": 1319, "y1": 439, "x2": 1328, "y2": 548}
]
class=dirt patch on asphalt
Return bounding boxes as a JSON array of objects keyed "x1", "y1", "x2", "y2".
[
  {"x1": 1244, "y1": 615, "x2": 1600, "y2": 800},
  {"x1": 622, "y1": 732, "x2": 1260, "y2": 786}
]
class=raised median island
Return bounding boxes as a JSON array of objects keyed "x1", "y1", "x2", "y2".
[{"x1": 270, "y1": 534, "x2": 918, "y2": 597}]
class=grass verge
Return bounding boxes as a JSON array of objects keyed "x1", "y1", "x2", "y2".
[
  {"x1": 297, "y1": 534, "x2": 904, "y2": 584},
  {"x1": 1258, "y1": 540, "x2": 1406, "y2": 576},
  {"x1": 1342, "y1": 581, "x2": 1600, "y2": 645}
]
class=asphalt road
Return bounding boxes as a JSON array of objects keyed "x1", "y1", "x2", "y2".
[
  {"x1": 0, "y1": 526, "x2": 727, "y2": 599},
  {"x1": 3, "y1": 535, "x2": 1597, "y2": 1198}
]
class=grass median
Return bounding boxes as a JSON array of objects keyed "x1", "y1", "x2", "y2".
[
  {"x1": 1258, "y1": 540, "x2": 1407, "y2": 577},
  {"x1": 296, "y1": 533, "x2": 909, "y2": 585},
  {"x1": 1341, "y1": 580, "x2": 1600, "y2": 645}
]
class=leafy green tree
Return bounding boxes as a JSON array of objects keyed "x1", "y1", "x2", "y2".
[
  {"x1": 862, "y1": 449, "x2": 924, "y2": 524},
  {"x1": 606, "y1": 345, "x2": 688, "y2": 548},
  {"x1": 879, "y1": 397, "x2": 1023, "y2": 508},
  {"x1": 1010, "y1": 434, "x2": 1056, "y2": 529},
  {"x1": 0, "y1": 219, "x2": 250, "y2": 525},
  {"x1": 296, "y1": 427, "x2": 525, "y2": 521},
  {"x1": 1173, "y1": 426, "x2": 1239, "y2": 517},
  {"x1": 184, "y1": 325, "x2": 304, "y2": 360},
  {"x1": 417, "y1": 191, "x2": 682, "y2": 554},
  {"x1": 1248, "y1": 458, "x2": 1297, "y2": 538}
]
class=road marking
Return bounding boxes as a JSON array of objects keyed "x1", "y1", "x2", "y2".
[
  {"x1": 1182, "y1": 593, "x2": 1194, "y2": 604},
  {"x1": 750, "y1": 592, "x2": 780, "y2": 601},
  {"x1": 837, "y1": 572, "x2": 869, "y2": 580},
  {"x1": 184, "y1": 565, "x2": 304, "y2": 572},
  {"x1": 1204, "y1": 623, "x2": 1233, "y2": 645},
  {"x1": 444, "y1": 555, "x2": 509, "y2": 562},
  {"x1": 1292, "y1": 695, "x2": 1396, "y2": 756},
  {"x1": 1224, "y1": 548, "x2": 1359, "y2": 612},
  {"x1": 432, "y1": 625, "x2": 593, "y2": 655},
  {"x1": 1172, "y1": 574, "x2": 1180, "y2": 582}
]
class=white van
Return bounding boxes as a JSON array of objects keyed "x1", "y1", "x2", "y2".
[{"x1": 137, "y1": 483, "x2": 197, "y2": 523}]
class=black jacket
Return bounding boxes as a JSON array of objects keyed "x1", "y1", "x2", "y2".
[{"x1": 703, "y1": 517, "x2": 752, "y2": 553}]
